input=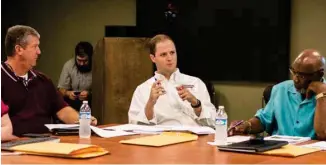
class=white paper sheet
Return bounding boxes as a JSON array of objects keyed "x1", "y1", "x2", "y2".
[
  {"x1": 264, "y1": 135, "x2": 311, "y2": 144},
  {"x1": 301, "y1": 141, "x2": 326, "y2": 150},
  {"x1": 226, "y1": 135, "x2": 251, "y2": 143},
  {"x1": 207, "y1": 135, "x2": 251, "y2": 146},
  {"x1": 90, "y1": 126, "x2": 137, "y2": 138},
  {"x1": 45, "y1": 124, "x2": 79, "y2": 130}
]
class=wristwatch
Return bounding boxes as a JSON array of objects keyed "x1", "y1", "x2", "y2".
[
  {"x1": 315, "y1": 92, "x2": 326, "y2": 100},
  {"x1": 191, "y1": 99, "x2": 201, "y2": 108}
]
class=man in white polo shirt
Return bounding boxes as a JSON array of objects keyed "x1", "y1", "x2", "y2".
[{"x1": 128, "y1": 34, "x2": 215, "y2": 127}]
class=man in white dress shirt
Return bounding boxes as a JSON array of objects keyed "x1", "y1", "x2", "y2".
[{"x1": 128, "y1": 34, "x2": 215, "y2": 127}]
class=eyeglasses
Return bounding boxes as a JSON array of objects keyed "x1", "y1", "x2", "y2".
[{"x1": 289, "y1": 67, "x2": 323, "y2": 79}]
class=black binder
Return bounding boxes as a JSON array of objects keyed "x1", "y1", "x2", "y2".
[
  {"x1": 217, "y1": 139, "x2": 288, "y2": 153},
  {"x1": 51, "y1": 127, "x2": 79, "y2": 136}
]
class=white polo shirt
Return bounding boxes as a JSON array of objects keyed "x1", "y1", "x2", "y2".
[{"x1": 128, "y1": 69, "x2": 216, "y2": 127}]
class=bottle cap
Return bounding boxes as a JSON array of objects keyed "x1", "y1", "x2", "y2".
[
  {"x1": 218, "y1": 105, "x2": 224, "y2": 109},
  {"x1": 83, "y1": 101, "x2": 88, "y2": 104}
]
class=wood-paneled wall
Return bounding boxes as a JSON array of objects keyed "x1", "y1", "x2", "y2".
[{"x1": 92, "y1": 38, "x2": 153, "y2": 124}]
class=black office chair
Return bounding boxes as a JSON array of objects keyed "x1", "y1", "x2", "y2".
[
  {"x1": 262, "y1": 84, "x2": 274, "y2": 108},
  {"x1": 203, "y1": 80, "x2": 217, "y2": 106},
  {"x1": 261, "y1": 84, "x2": 276, "y2": 136}
]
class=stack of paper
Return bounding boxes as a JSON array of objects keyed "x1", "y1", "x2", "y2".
[
  {"x1": 104, "y1": 124, "x2": 165, "y2": 134},
  {"x1": 45, "y1": 124, "x2": 137, "y2": 138},
  {"x1": 264, "y1": 135, "x2": 311, "y2": 144},
  {"x1": 103, "y1": 124, "x2": 215, "y2": 135}
]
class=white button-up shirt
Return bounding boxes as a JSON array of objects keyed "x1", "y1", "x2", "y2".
[{"x1": 128, "y1": 69, "x2": 216, "y2": 127}]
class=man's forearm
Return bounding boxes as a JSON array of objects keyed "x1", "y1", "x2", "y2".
[
  {"x1": 314, "y1": 98, "x2": 326, "y2": 140},
  {"x1": 57, "y1": 106, "x2": 79, "y2": 124},
  {"x1": 193, "y1": 107, "x2": 202, "y2": 117},
  {"x1": 248, "y1": 117, "x2": 265, "y2": 134},
  {"x1": 190, "y1": 98, "x2": 202, "y2": 117},
  {"x1": 1, "y1": 114, "x2": 18, "y2": 141},
  {"x1": 145, "y1": 100, "x2": 155, "y2": 120},
  {"x1": 58, "y1": 88, "x2": 68, "y2": 97}
]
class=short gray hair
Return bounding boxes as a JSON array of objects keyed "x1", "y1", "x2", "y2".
[{"x1": 5, "y1": 25, "x2": 40, "y2": 56}]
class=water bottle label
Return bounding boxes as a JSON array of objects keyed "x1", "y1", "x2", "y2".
[
  {"x1": 215, "y1": 119, "x2": 227, "y2": 125},
  {"x1": 79, "y1": 112, "x2": 91, "y2": 119}
]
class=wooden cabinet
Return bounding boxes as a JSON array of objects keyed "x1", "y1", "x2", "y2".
[{"x1": 92, "y1": 37, "x2": 153, "y2": 124}]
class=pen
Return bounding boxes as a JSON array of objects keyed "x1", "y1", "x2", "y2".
[
  {"x1": 154, "y1": 78, "x2": 161, "y2": 85},
  {"x1": 182, "y1": 85, "x2": 194, "y2": 89},
  {"x1": 227, "y1": 120, "x2": 244, "y2": 132}
]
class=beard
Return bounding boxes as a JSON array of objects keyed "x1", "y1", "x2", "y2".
[
  {"x1": 76, "y1": 63, "x2": 91, "y2": 73},
  {"x1": 77, "y1": 65, "x2": 91, "y2": 73}
]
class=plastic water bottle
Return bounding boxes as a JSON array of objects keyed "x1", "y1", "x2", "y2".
[
  {"x1": 215, "y1": 105, "x2": 228, "y2": 145},
  {"x1": 79, "y1": 101, "x2": 91, "y2": 138}
]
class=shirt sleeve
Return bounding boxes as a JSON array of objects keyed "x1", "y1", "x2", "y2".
[
  {"x1": 128, "y1": 85, "x2": 157, "y2": 125},
  {"x1": 48, "y1": 78, "x2": 68, "y2": 115},
  {"x1": 193, "y1": 79, "x2": 216, "y2": 127},
  {"x1": 57, "y1": 60, "x2": 72, "y2": 89},
  {"x1": 254, "y1": 86, "x2": 276, "y2": 134}
]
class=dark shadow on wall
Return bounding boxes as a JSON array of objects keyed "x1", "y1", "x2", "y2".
[{"x1": 1, "y1": 0, "x2": 28, "y2": 60}]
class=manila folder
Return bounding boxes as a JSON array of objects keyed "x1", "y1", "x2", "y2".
[
  {"x1": 261, "y1": 144, "x2": 321, "y2": 157},
  {"x1": 10, "y1": 142, "x2": 109, "y2": 158},
  {"x1": 120, "y1": 132, "x2": 198, "y2": 147}
]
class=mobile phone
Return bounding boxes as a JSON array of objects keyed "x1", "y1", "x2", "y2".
[
  {"x1": 74, "y1": 91, "x2": 81, "y2": 96},
  {"x1": 22, "y1": 133, "x2": 51, "y2": 138}
]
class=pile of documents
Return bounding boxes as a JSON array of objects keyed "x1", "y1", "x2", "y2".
[
  {"x1": 103, "y1": 124, "x2": 215, "y2": 135},
  {"x1": 45, "y1": 124, "x2": 215, "y2": 139}
]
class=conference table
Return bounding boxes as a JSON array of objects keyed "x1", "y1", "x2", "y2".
[{"x1": 2, "y1": 126, "x2": 326, "y2": 164}]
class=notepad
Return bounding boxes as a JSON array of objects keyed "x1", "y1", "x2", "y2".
[
  {"x1": 120, "y1": 132, "x2": 198, "y2": 147},
  {"x1": 261, "y1": 144, "x2": 321, "y2": 157},
  {"x1": 8, "y1": 142, "x2": 109, "y2": 158}
]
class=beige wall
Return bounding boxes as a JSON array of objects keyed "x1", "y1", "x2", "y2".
[
  {"x1": 290, "y1": 0, "x2": 326, "y2": 61},
  {"x1": 26, "y1": 0, "x2": 136, "y2": 84},
  {"x1": 23, "y1": 0, "x2": 325, "y2": 121},
  {"x1": 214, "y1": 82, "x2": 269, "y2": 122}
]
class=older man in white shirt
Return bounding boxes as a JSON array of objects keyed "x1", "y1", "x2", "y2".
[{"x1": 128, "y1": 34, "x2": 216, "y2": 127}]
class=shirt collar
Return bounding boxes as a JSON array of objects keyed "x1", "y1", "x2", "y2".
[
  {"x1": 288, "y1": 78, "x2": 326, "y2": 94},
  {"x1": 1, "y1": 62, "x2": 37, "y2": 82},
  {"x1": 154, "y1": 68, "x2": 181, "y2": 82},
  {"x1": 288, "y1": 82, "x2": 297, "y2": 94}
]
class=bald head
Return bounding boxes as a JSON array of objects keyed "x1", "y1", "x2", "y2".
[
  {"x1": 291, "y1": 49, "x2": 325, "y2": 91},
  {"x1": 293, "y1": 49, "x2": 325, "y2": 72}
]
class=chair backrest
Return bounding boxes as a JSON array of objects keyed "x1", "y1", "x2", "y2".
[
  {"x1": 260, "y1": 84, "x2": 276, "y2": 136},
  {"x1": 203, "y1": 80, "x2": 217, "y2": 106},
  {"x1": 262, "y1": 84, "x2": 274, "y2": 108}
]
